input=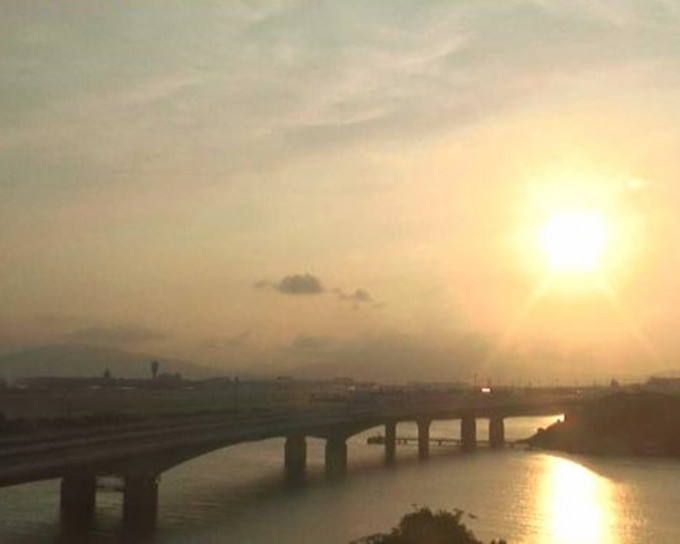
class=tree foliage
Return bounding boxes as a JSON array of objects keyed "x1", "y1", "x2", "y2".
[{"x1": 354, "y1": 507, "x2": 506, "y2": 544}]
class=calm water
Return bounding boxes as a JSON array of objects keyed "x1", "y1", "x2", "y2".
[{"x1": 1, "y1": 416, "x2": 679, "y2": 543}]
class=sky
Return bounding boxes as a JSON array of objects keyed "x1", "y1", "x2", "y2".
[{"x1": 2, "y1": 0, "x2": 680, "y2": 382}]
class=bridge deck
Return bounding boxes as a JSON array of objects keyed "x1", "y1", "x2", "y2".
[{"x1": 0, "y1": 394, "x2": 577, "y2": 488}]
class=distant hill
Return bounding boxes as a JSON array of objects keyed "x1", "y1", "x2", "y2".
[{"x1": 0, "y1": 344, "x2": 226, "y2": 380}]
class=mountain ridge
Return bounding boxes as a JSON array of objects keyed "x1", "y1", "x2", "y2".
[{"x1": 0, "y1": 343, "x2": 226, "y2": 380}]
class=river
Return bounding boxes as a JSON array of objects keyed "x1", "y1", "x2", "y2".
[{"x1": 1, "y1": 416, "x2": 679, "y2": 543}]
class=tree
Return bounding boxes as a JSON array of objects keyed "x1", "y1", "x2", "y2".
[
  {"x1": 151, "y1": 360, "x2": 160, "y2": 379},
  {"x1": 354, "y1": 507, "x2": 507, "y2": 544}
]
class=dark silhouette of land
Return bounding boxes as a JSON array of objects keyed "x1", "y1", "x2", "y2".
[
  {"x1": 527, "y1": 391, "x2": 680, "y2": 456},
  {"x1": 0, "y1": 343, "x2": 222, "y2": 380},
  {"x1": 353, "y1": 507, "x2": 507, "y2": 544}
]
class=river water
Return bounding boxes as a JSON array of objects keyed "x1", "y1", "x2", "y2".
[{"x1": 1, "y1": 416, "x2": 679, "y2": 543}]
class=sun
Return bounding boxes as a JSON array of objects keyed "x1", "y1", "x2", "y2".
[{"x1": 539, "y1": 210, "x2": 608, "y2": 272}]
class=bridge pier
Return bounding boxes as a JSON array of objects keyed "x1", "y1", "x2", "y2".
[
  {"x1": 489, "y1": 416, "x2": 505, "y2": 448},
  {"x1": 123, "y1": 473, "x2": 159, "y2": 533},
  {"x1": 284, "y1": 434, "x2": 307, "y2": 477},
  {"x1": 325, "y1": 435, "x2": 347, "y2": 477},
  {"x1": 461, "y1": 413, "x2": 477, "y2": 451},
  {"x1": 417, "y1": 419, "x2": 431, "y2": 459},
  {"x1": 60, "y1": 474, "x2": 96, "y2": 529},
  {"x1": 384, "y1": 421, "x2": 397, "y2": 464}
]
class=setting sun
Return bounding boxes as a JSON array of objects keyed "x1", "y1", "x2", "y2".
[{"x1": 539, "y1": 210, "x2": 608, "y2": 272}]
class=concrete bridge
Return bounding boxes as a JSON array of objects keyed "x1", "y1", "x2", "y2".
[{"x1": 0, "y1": 391, "x2": 581, "y2": 534}]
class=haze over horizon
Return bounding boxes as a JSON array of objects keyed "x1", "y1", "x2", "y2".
[{"x1": 3, "y1": 1, "x2": 680, "y2": 383}]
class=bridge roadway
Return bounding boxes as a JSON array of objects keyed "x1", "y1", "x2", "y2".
[{"x1": 0, "y1": 392, "x2": 580, "y2": 533}]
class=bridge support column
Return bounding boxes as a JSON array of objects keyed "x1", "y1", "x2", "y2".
[
  {"x1": 461, "y1": 414, "x2": 477, "y2": 452},
  {"x1": 123, "y1": 474, "x2": 159, "y2": 533},
  {"x1": 385, "y1": 421, "x2": 397, "y2": 464},
  {"x1": 325, "y1": 435, "x2": 347, "y2": 477},
  {"x1": 60, "y1": 474, "x2": 96, "y2": 529},
  {"x1": 417, "y1": 419, "x2": 431, "y2": 460},
  {"x1": 489, "y1": 416, "x2": 505, "y2": 448},
  {"x1": 284, "y1": 434, "x2": 307, "y2": 477}
]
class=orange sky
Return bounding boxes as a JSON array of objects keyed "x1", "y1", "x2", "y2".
[{"x1": 2, "y1": 1, "x2": 680, "y2": 381}]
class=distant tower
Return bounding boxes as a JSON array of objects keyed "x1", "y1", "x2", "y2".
[{"x1": 151, "y1": 360, "x2": 160, "y2": 379}]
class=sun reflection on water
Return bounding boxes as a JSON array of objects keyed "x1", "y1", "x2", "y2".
[{"x1": 540, "y1": 456, "x2": 618, "y2": 544}]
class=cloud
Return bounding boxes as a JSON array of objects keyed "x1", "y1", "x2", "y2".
[
  {"x1": 333, "y1": 287, "x2": 382, "y2": 309},
  {"x1": 275, "y1": 273, "x2": 324, "y2": 295},
  {"x1": 335, "y1": 288, "x2": 371, "y2": 303},
  {"x1": 65, "y1": 325, "x2": 164, "y2": 347},
  {"x1": 257, "y1": 274, "x2": 382, "y2": 309},
  {"x1": 203, "y1": 330, "x2": 252, "y2": 350},
  {"x1": 282, "y1": 331, "x2": 495, "y2": 382},
  {"x1": 320, "y1": 332, "x2": 591, "y2": 383},
  {"x1": 291, "y1": 334, "x2": 330, "y2": 351}
]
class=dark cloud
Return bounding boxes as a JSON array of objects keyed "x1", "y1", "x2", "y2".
[
  {"x1": 275, "y1": 274, "x2": 324, "y2": 295},
  {"x1": 65, "y1": 326, "x2": 164, "y2": 347}
]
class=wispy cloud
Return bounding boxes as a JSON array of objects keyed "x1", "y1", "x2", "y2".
[
  {"x1": 203, "y1": 330, "x2": 252, "y2": 351},
  {"x1": 333, "y1": 287, "x2": 382, "y2": 309},
  {"x1": 335, "y1": 288, "x2": 371, "y2": 303},
  {"x1": 3, "y1": 0, "x2": 677, "y2": 190}
]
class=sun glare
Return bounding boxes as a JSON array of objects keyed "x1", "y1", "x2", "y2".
[
  {"x1": 539, "y1": 210, "x2": 608, "y2": 272},
  {"x1": 540, "y1": 456, "x2": 619, "y2": 544}
]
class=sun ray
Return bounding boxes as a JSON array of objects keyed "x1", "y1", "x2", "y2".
[
  {"x1": 487, "y1": 275, "x2": 555, "y2": 363},
  {"x1": 495, "y1": 188, "x2": 651, "y2": 368},
  {"x1": 593, "y1": 273, "x2": 660, "y2": 363}
]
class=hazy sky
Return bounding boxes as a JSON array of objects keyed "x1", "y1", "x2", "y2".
[{"x1": 2, "y1": 0, "x2": 680, "y2": 381}]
